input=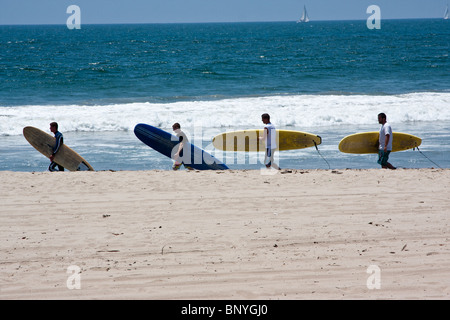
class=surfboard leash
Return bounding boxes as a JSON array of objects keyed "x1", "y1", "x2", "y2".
[
  {"x1": 415, "y1": 145, "x2": 442, "y2": 169},
  {"x1": 314, "y1": 141, "x2": 331, "y2": 170}
]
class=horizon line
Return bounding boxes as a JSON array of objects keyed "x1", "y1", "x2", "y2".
[{"x1": 0, "y1": 17, "x2": 446, "y2": 27}]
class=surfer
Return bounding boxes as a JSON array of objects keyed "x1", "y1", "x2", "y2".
[
  {"x1": 48, "y1": 122, "x2": 65, "y2": 172},
  {"x1": 377, "y1": 113, "x2": 396, "y2": 170},
  {"x1": 172, "y1": 123, "x2": 192, "y2": 170},
  {"x1": 260, "y1": 113, "x2": 280, "y2": 170}
]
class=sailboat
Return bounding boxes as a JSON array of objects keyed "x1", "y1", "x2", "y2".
[
  {"x1": 297, "y1": 5, "x2": 310, "y2": 23},
  {"x1": 444, "y1": 4, "x2": 449, "y2": 20}
]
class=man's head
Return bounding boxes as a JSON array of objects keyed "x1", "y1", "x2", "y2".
[
  {"x1": 378, "y1": 113, "x2": 387, "y2": 125},
  {"x1": 50, "y1": 122, "x2": 58, "y2": 133},
  {"x1": 261, "y1": 113, "x2": 270, "y2": 124},
  {"x1": 172, "y1": 122, "x2": 181, "y2": 131}
]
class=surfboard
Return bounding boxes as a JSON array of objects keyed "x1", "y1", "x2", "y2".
[
  {"x1": 338, "y1": 131, "x2": 422, "y2": 154},
  {"x1": 212, "y1": 129, "x2": 322, "y2": 152},
  {"x1": 134, "y1": 123, "x2": 229, "y2": 170},
  {"x1": 23, "y1": 126, "x2": 94, "y2": 171}
]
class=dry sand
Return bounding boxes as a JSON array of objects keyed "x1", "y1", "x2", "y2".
[{"x1": 0, "y1": 168, "x2": 449, "y2": 300}]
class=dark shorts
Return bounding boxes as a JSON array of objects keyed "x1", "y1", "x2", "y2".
[
  {"x1": 377, "y1": 150, "x2": 391, "y2": 166},
  {"x1": 265, "y1": 148, "x2": 274, "y2": 166}
]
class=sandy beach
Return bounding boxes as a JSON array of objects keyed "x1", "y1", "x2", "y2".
[{"x1": 0, "y1": 168, "x2": 449, "y2": 300}]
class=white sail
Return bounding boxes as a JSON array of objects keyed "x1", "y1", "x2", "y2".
[
  {"x1": 297, "y1": 5, "x2": 310, "y2": 23},
  {"x1": 445, "y1": 5, "x2": 449, "y2": 20}
]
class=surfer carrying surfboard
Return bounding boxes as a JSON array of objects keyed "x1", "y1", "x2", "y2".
[
  {"x1": 377, "y1": 113, "x2": 396, "y2": 170},
  {"x1": 172, "y1": 123, "x2": 192, "y2": 171},
  {"x1": 260, "y1": 113, "x2": 280, "y2": 170},
  {"x1": 48, "y1": 122, "x2": 65, "y2": 172}
]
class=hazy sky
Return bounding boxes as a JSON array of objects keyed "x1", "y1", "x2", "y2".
[{"x1": 0, "y1": 0, "x2": 448, "y2": 25}]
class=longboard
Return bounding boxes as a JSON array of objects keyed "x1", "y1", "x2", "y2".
[
  {"x1": 338, "y1": 131, "x2": 422, "y2": 154},
  {"x1": 212, "y1": 129, "x2": 322, "y2": 152},
  {"x1": 23, "y1": 126, "x2": 94, "y2": 171},
  {"x1": 134, "y1": 123, "x2": 229, "y2": 170}
]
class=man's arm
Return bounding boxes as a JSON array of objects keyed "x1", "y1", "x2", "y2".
[
  {"x1": 384, "y1": 134, "x2": 390, "y2": 152},
  {"x1": 50, "y1": 134, "x2": 63, "y2": 161},
  {"x1": 259, "y1": 128, "x2": 268, "y2": 141},
  {"x1": 175, "y1": 141, "x2": 184, "y2": 157},
  {"x1": 174, "y1": 135, "x2": 184, "y2": 161}
]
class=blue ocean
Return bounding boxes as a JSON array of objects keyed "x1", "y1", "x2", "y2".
[{"x1": 1, "y1": 20, "x2": 449, "y2": 171}]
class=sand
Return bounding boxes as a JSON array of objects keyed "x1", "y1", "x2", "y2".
[{"x1": 0, "y1": 168, "x2": 449, "y2": 300}]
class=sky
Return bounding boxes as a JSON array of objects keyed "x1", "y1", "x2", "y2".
[{"x1": 0, "y1": 0, "x2": 448, "y2": 25}]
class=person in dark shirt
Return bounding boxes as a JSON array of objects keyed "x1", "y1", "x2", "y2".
[{"x1": 48, "y1": 122, "x2": 64, "y2": 172}]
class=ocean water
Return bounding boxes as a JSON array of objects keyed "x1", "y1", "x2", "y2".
[{"x1": 1, "y1": 20, "x2": 449, "y2": 171}]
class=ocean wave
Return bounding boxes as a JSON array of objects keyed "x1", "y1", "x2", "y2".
[{"x1": 1, "y1": 92, "x2": 449, "y2": 136}]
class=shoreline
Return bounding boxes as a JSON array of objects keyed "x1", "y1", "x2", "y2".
[{"x1": 1, "y1": 168, "x2": 449, "y2": 299}]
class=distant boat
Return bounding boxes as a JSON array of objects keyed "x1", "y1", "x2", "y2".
[
  {"x1": 445, "y1": 5, "x2": 449, "y2": 20},
  {"x1": 297, "y1": 5, "x2": 310, "y2": 23}
]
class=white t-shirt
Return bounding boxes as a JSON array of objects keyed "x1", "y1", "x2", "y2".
[
  {"x1": 175, "y1": 130, "x2": 188, "y2": 144},
  {"x1": 264, "y1": 123, "x2": 277, "y2": 149},
  {"x1": 379, "y1": 123, "x2": 393, "y2": 151}
]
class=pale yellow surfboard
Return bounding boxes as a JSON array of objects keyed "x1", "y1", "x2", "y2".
[
  {"x1": 212, "y1": 129, "x2": 322, "y2": 152},
  {"x1": 23, "y1": 126, "x2": 94, "y2": 171},
  {"x1": 338, "y1": 131, "x2": 422, "y2": 154}
]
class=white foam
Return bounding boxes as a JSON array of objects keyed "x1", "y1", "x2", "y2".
[{"x1": 1, "y1": 92, "x2": 449, "y2": 136}]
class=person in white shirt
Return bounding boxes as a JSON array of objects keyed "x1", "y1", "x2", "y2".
[
  {"x1": 260, "y1": 113, "x2": 280, "y2": 170},
  {"x1": 377, "y1": 113, "x2": 396, "y2": 170},
  {"x1": 172, "y1": 123, "x2": 192, "y2": 170}
]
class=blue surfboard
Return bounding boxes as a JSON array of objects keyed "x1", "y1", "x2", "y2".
[{"x1": 134, "y1": 123, "x2": 229, "y2": 170}]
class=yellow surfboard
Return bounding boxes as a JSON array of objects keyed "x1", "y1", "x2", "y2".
[
  {"x1": 23, "y1": 126, "x2": 94, "y2": 171},
  {"x1": 338, "y1": 131, "x2": 422, "y2": 154},
  {"x1": 212, "y1": 129, "x2": 322, "y2": 152}
]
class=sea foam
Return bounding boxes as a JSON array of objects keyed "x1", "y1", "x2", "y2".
[{"x1": 1, "y1": 92, "x2": 449, "y2": 136}]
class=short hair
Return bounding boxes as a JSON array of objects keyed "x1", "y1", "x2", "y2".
[
  {"x1": 261, "y1": 113, "x2": 270, "y2": 120},
  {"x1": 378, "y1": 113, "x2": 387, "y2": 119},
  {"x1": 172, "y1": 122, "x2": 181, "y2": 129},
  {"x1": 50, "y1": 122, "x2": 58, "y2": 130}
]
